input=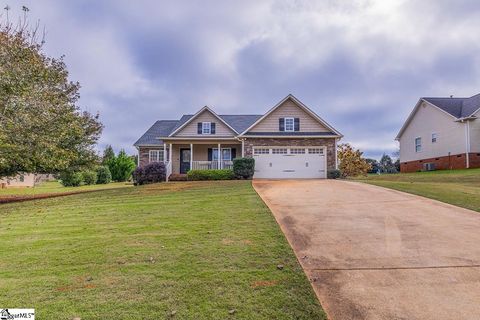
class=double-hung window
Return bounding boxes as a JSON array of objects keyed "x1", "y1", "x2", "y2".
[
  {"x1": 431, "y1": 133, "x2": 437, "y2": 143},
  {"x1": 284, "y1": 117, "x2": 294, "y2": 132},
  {"x1": 149, "y1": 150, "x2": 164, "y2": 162},
  {"x1": 415, "y1": 137, "x2": 422, "y2": 153},
  {"x1": 212, "y1": 148, "x2": 232, "y2": 161},
  {"x1": 202, "y1": 122, "x2": 211, "y2": 134}
]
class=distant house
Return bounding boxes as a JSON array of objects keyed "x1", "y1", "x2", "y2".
[
  {"x1": 134, "y1": 94, "x2": 342, "y2": 180},
  {"x1": 396, "y1": 93, "x2": 480, "y2": 172},
  {"x1": 0, "y1": 173, "x2": 56, "y2": 188}
]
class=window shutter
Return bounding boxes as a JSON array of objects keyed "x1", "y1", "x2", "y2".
[
  {"x1": 279, "y1": 118, "x2": 285, "y2": 131},
  {"x1": 208, "y1": 148, "x2": 213, "y2": 161},
  {"x1": 231, "y1": 148, "x2": 237, "y2": 159},
  {"x1": 211, "y1": 122, "x2": 216, "y2": 134},
  {"x1": 294, "y1": 118, "x2": 300, "y2": 131},
  {"x1": 197, "y1": 123, "x2": 202, "y2": 134}
]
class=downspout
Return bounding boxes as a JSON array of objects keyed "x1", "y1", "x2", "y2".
[{"x1": 465, "y1": 120, "x2": 471, "y2": 168}]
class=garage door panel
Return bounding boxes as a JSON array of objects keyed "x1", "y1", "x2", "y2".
[{"x1": 253, "y1": 147, "x2": 326, "y2": 179}]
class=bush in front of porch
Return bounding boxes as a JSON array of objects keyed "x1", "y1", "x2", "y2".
[
  {"x1": 187, "y1": 169, "x2": 234, "y2": 180},
  {"x1": 233, "y1": 158, "x2": 255, "y2": 179}
]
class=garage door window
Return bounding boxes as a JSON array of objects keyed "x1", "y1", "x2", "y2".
[
  {"x1": 272, "y1": 148, "x2": 287, "y2": 154},
  {"x1": 290, "y1": 148, "x2": 306, "y2": 154},
  {"x1": 254, "y1": 148, "x2": 270, "y2": 155},
  {"x1": 308, "y1": 148, "x2": 324, "y2": 155}
]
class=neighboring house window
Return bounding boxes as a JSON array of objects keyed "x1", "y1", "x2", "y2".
[
  {"x1": 415, "y1": 137, "x2": 422, "y2": 152},
  {"x1": 202, "y1": 122, "x2": 211, "y2": 134},
  {"x1": 431, "y1": 133, "x2": 437, "y2": 143},
  {"x1": 149, "y1": 150, "x2": 164, "y2": 162},
  {"x1": 212, "y1": 148, "x2": 232, "y2": 161},
  {"x1": 284, "y1": 117, "x2": 294, "y2": 132}
]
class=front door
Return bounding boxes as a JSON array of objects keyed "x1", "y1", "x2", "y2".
[{"x1": 180, "y1": 148, "x2": 191, "y2": 174}]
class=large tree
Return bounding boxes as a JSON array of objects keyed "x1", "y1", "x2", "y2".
[
  {"x1": 0, "y1": 13, "x2": 103, "y2": 177},
  {"x1": 337, "y1": 143, "x2": 371, "y2": 177}
]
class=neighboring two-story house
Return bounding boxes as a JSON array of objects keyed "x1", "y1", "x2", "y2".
[
  {"x1": 396, "y1": 93, "x2": 480, "y2": 172},
  {"x1": 134, "y1": 94, "x2": 342, "y2": 180}
]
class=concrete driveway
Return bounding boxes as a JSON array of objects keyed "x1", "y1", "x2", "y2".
[{"x1": 253, "y1": 179, "x2": 480, "y2": 320}]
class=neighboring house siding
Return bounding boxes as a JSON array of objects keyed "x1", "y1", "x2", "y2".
[
  {"x1": 399, "y1": 102, "x2": 466, "y2": 162},
  {"x1": 249, "y1": 99, "x2": 329, "y2": 132},
  {"x1": 243, "y1": 137, "x2": 336, "y2": 170},
  {"x1": 469, "y1": 113, "x2": 480, "y2": 153},
  {"x1": 175, "y1": 110, "x2": 236, "y2": 136},
  {"x1": 0, "y1": 173, "x2": 35, "y2": 187}
]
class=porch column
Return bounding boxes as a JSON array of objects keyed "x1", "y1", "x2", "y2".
[
  {"x1": 163, "y1": 144, "x2": 167, "y2": 163},
  {"x1": 218, "y1": 143, "x2": 221, "y2": 169},
  {"x1": 190, "y1": 143, "x2": 193, "y2": 171},
  {"x1": 169, "y1": 143, "x2": 172, "y2": 163},
  {"x1": 241, "y1": 139, "x2": 245, "y2": 157}
]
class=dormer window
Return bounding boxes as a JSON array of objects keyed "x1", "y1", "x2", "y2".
[
  {"x1": 284, "y1": 118, "x2": 294, "y2": 131},
  {"x1": 202, "y1": 122, "x2": 211, "y2": 134}
]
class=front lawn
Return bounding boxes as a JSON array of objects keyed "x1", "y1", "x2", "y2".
[
  {"x1": 354, "y1": 168, "x2": 480, "y2": 212},
  {"x1": 0, "y1": 181, "x2": 325, "y2": 319},
  {"x1": 0, "y1": 181, "x2": 130, "y2": 197}
]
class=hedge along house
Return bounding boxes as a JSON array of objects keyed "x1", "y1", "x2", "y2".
[{"x1": 134, "y1": 94, "x2": 343, "y2": 181}]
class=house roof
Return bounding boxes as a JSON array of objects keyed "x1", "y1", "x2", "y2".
[
  {"x1": 243, "y1": 131, "x2": 337, "y2": 136},
  {"x1": 396, "y1": 93, "x2": 480, "y2": 140},
  {"x1": 423, "y1": 93, "x2": 480, "y2": 118},
  {"x1": 133, "y1": 120, "x2": 179, "y2": 146},
  {"x1": 218, "y1": 115, "x2": 263, "y2": 132}
]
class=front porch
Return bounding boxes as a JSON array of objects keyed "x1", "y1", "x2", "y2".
[{"x1": 161, "y1": 140, "x2": 243, "y2": 180}]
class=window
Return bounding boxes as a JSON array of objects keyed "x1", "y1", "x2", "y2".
[
  {"x1": 290, "y1": 148, "x2": 306, "y2": 154},
  {"x1": 308, "y1": 148, "x2": 324, "y2": 154},
  {"x1": 415, "y1": 137, "x2": 422, "y2": 152},
  {"x1": 149, "y1": 150, "x2": 164, "y2": 162},
  {"x1": 202, "y1": 122, "x2": 211, "y2": 134},
  {"x1": 284, "y1": 118, "x2": 294, "y2": 132},
  {"x1": 272, "y1": 148, "x2": 288, "y2": 154},
  {"x1": 212, "y1": 148, "x2": 232, "y2": 161},
  {"x1": 431, "y1": 133, "x2": 437, "y2": 143},
  {"x1": 254, "y1": 148, "x2": 270, "y2": 155}
]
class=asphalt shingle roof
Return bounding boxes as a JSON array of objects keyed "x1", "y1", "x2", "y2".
[
  {"x1": 133, "y1": 120, "x2": 179, "y2": 146},
  {"x1": 218, "y1": 115, "x2": 263, "y2": 132},
  {"x1": 243, "y1": 131, "x2": 337, "y2": 136},
  {"x1": 423, "y1": 93, "x2": 480, "y2": 118}
]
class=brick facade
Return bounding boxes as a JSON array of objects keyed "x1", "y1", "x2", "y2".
[
  {"x1": 138, "y1": 146, "x2": 168, "y2": 167},
  {"x1": 243, "y1": 137, "x2": 337, "y2": 170},
  {"x1": 400, "y1": 153, "x2": 480, "y2": 173}
]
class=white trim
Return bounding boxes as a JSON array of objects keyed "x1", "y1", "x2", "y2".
[
  {"x1": 415, "y1": 137, "x2": 422, "y2": 153},
  {"x1": 284, "y1": 117, "x2": 295, "y2": 132},
  {"x1": 396, "y1": 98, "x2": 459, "y2": 140},
  {"x1": 190, "y1": 143, "x2": 193, "y2": 170},
  {"x1": 217, "y1": 143, "x2": 221, "y2": 169},
  {"x1": 238, "y1": 94, "x2": 343, "y2": 137},
  {"x1": 465, "y1": 121, "x2": 470, "y2": 168},
  {"x1": 241, "y1": 139, "x2": 245, "y2": 157},
  {"x1": 213, "y1": 147, "x2": 232, "y2": 161},
  {"x1": 149, "y1": 149, "x2": 164, "y2": 163},
  {"x1": 168, "y1": 106, "x2": 238, "y2": 136},
  {"x1": 158, "y1": 136, "x2": 237, "y2": 141},
  {"x1": 163, "y1": 144, "x2": 167, "y2": 162},
  {"x1": 431, "y1": 132, "x2": 437, "y2": 143},
  {"x1": 240, "y1": 135, "x2": 339, "y2": 138},
  {"x1": 201, "y1": 122, "x2": 211, "y2": 134}
]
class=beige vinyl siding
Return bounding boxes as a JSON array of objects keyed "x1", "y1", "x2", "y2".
[
  {"x1": 470, "y1": 112, "x2": 480, "y2": 153},
  {"x1": 175, "y1": 110, "x2": 236, "y2": 137},
  {"x1": 399, "y1": 102, "x2": 467, "y2": 162},
  {"x1": 249, "y1": 99, "x2": 329, "y2": 132}
]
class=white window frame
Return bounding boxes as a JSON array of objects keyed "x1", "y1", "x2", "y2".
[
  {"x1": 431, "y1": 133, "x2": 437, "y2": 143},
  {"x1": 284, "y1": 117, "x2": 294, "y2": 132},
  {"x1": 212, "y1": 148, "x2": 232, "y2": 161},
  {"x1": 149, "y1": 150, "x2": 164, "y2": 163},
  {"x1": 254, "y1": 148, "x2": 270, "y2": 155},
  {"x1": 202, "y1": 122, "x2": 211, "y2": 134},
  {"x1": 415, "y1": 137, "x2": 422, "y2": 153}
]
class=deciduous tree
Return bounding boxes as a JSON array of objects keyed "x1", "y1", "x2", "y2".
[{"x1": 338, "y1": 143, "x2": 371, "y2": 177}]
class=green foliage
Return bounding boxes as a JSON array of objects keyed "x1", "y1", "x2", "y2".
[
  {"x1": 59, "y1": 170, "x2": 83, "y2": 187},
  {"x1": 108, "y1": 150, "x2": 136, "y2": 182},
  {"x1": 379, "y1": 154, "x2": 398, "y2": 173},
  {"x1": 0, "y1": 21, "x2": 103, "y2": 177},
  {"x1": 96, "y1": 166, "x2": 112, "y2": 184},
  {"x1": 187, "y1": 169, "x2": 234, "y2": 181},
  {"x1": 82, "y1": 170, "x2": 97, "y2": 185},
  {"x1": 232, "y1": 157, "x2": 255, "y2": 179},
  {"x1": 102, "y1": 145, "x2": 115, "y2": 165},
  {"x1": 365, "y1": 158, "x2": 380, "y2": 174},
  {"x1": 327, "y1": 169, "x2": 341, "y2": 179}
]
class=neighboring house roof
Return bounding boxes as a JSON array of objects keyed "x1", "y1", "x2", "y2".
[
  {"x1": 133, "y1": 120, "x2": 179, "y2": 146},
  {"x1": 396, "y1": 93, "x2": 480, "y2": 140}
]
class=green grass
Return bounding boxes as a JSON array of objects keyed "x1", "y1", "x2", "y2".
[
  {"x1": 354, "y1": 168, "x2": 480, "y2": 212},
  {"x1": 0, "y1": 181, "x2": 130, "y2": 197},
  {"x1": 0, "y1": 181, "x2": 325, "y2": 319}
]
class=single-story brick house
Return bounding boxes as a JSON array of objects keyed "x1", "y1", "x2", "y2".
[
  {"x1": 134, "y1": 94, "x2": 342, "y2": 180},
  {"x1": 396, "y1": 93, "x2": 480, "y2": 172}
]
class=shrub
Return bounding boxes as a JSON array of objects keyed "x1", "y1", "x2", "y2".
[
  {"x1": 82, "y1": 170, "x2": 97, "y2": 185},
  {"x1": 187, "y1": 169, "x2": 234, "y2": 181},
  {"x1": 109, "y1": 150, "x2": 136, "y2": 182},
  {"x1": 96, "y1": 166, "x2": 112, "y2": 184},
  {"x1": 327, "y1": 169, "x2": 341, "y2": 179},
  {"x1": 133, "y1": 162, "x2": 166, "y2": 185},
  {"x1": 59, "y1": 170, "x2": 84, "y2": 187},
  {"x1": 233, "y1": 157, "x2": 255, "y2": 179},
  {"x1": 338, "y1": 143, "x2": 371, "y2": 177}
]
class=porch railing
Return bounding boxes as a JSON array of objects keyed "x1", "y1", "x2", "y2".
[{"x1": 191, "y1": 161, "x2": 233, "y2": 170}]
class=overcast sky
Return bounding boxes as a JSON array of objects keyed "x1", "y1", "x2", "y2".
[{"x1": 3, "y1": 0, "x2": 480, "y2": 159}]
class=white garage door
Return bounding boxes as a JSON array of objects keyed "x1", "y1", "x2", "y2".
[{"x1": 253, "y1": 146, "x2": 327, "y2": 179}]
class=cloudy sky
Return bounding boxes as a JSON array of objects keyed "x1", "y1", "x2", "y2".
[{"x1": 3, "y1": 0, "x2": 480, "y2": 158}]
